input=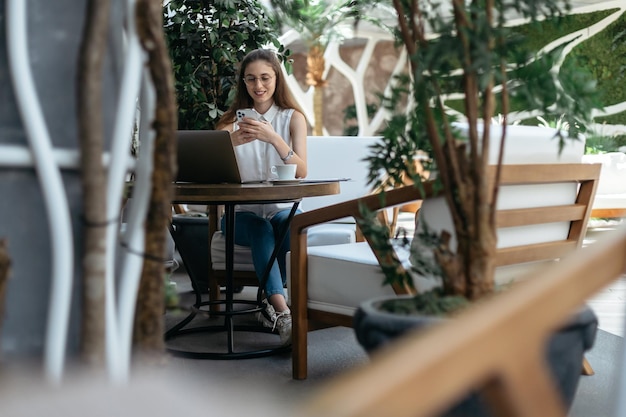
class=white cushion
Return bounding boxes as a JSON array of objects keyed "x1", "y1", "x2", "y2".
[
  {"x1": 286, "y1": 240, "x2": 543, "y2": 316},
  {"x1": 582, "y1": 152, "x2": 626, "y2": 213},
  {"x1": 306, "y1": 223, "x2": 356, "y2": 246},
  {"x1": 591, "y1": 194, "x2": 626, "y2": 210},
  {"x1": 210, "y1": 232, "x2": 255, "y2": 271},
  {"x1": 417, "y1": 184, "x2": 578, "y2": 252},
  {"x1": 287, "y1": 242, "x2": 397, "y2": 316},
  {"x1": 452, "y1": 123, "x2": 586, "y2": 164},
  {"x1": 211, "y1": 223, "x2": 357, "y2": 271}
]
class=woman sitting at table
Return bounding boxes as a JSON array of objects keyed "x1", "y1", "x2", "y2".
[{"x1": 216, "y1": 48, "x2": 308, "y2": 345}]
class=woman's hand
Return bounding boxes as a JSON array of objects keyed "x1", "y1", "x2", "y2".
[
  {"x1": 229, "y1": 123, "x2": 256, "y2": 146},
  {"x1": 237, "y1": 118, "x2": 280, "y2": 145}
]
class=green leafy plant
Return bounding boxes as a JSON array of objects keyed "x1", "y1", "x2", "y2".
[
  {"x1": 358, "y1": 0, "x2": 602, "y2": 312},
  {"x1": 342, "y1": 102, "x2": 379, "y2": 136},
  {"x1": 565, "y1": 11, "x2": 626, "y2": 114},
  {"x1": 163, "y1": 0, "x2": 286, "y2": 130}
]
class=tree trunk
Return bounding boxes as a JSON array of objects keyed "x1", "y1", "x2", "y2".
[
  {"x1": 306, "y1": 45, "x2": 327, "y2": 136},
  {"x1": 313, "y1": 87, "x2": 324, "y2": 136},
  {"x1": 391, "y1": 0, "x2": 499, "y2": 300},
  {"x1": 76, "y1": 0, "x2": 111, "y2": 367},
  {"x1": 133, "y1": 0, "x2": 178, "y2": 361},
  {"x1": 433, "y1": 140, "x2": 497, "y2": 300}
]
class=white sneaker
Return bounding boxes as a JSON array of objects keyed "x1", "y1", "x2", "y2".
[
  {"x1": 272, "y1": 310, "x2": 292, "y2": 346},
  {"x1": 257, "y1": 302, "x2": 292, "y2": 346},
  {"x1": 256, "y1": 301, "x2": 276, "y2": 326}
]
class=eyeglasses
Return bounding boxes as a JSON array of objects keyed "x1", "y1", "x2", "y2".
[{"x1": 243, "y1": 75, "x2": 275, "y2": 86}]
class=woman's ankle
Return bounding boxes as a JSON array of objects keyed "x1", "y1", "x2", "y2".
[{"x1": 268, "y1": 293, "x2": 289, "y2": 313}]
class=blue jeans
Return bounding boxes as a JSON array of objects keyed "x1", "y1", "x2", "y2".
[{"x1": 221, "y1": 208, "x2": 299, "y2": 299}]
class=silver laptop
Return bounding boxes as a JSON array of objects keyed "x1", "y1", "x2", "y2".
[{"x1": 175, "y1": 130, "x2": 242, "y2": 183}]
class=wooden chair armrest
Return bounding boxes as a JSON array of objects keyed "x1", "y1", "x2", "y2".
[
  {"x1": 289, "y1": 186, "x2": 431, "y2": 304},
  {"x1": 290, "y1": 182, "x2": 434, "y2": 236}
]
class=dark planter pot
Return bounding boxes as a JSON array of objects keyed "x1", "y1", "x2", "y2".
[{"x1": 353, "y1": 296, "x2": 598, "y2": 417}]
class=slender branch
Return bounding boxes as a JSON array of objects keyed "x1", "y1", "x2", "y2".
[
  {"x1": 478, "y1": 0, "x2": 496, "y2": 172},
  {"x1": 453, "y1": 0, "x2": 479, "y2": 162},
  {"x1": 409, "y1": 0, "x2": 422, "y2": 45},
  {"x1": 491, "y1": 58, "x2": 510, "y2": 224},
  {"x1": 392, "y1": 0, "x2": 417, "y2": 57},
  {"x1": 76, "y1": 0, "x2": 111, "y2": 368},
  {"x1": 133, "y1": 0, "x2": 178, "y2": 359},
  {"x1": 429, "y1": 82, "x2": 470, "y2": 250}
]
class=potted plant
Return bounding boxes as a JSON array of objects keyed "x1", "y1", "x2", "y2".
[{"x1": 350, "y1": 0, "x2": 603, "y2": 413}]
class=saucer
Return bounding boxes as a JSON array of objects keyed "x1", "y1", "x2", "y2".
[{"x1": 269, "y1": 179, "x2": 301, "y2": 185}]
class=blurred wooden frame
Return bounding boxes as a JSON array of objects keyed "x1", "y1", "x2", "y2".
[{"x1": 300, "y1": 224, "x2": 626, "y2": 417}]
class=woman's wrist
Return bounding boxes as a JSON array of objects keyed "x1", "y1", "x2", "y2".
[{"x1": 281, "y1": 148, "x2": 294, "y2": 162}]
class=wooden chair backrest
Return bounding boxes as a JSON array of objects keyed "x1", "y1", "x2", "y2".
[
  {"x1": 373, "y1": 164, "x2": 598, "y2": 290},
  {"x1": 490, "y1": 163, "x2": 599, "y2": 266},
  {"x1": 300, "y1": 225, "x2": 626, "y2": 417}
]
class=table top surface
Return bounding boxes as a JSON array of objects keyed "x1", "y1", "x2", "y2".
[{"x1": 171, "y1": 180, "x2": 341, "y2": 205}]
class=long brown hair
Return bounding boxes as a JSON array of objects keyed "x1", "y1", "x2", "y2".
[{"x1": 219, "y1": 49, "x2": 306, "y2": 126}]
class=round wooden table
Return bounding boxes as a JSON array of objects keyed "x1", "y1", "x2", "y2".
[
  {"x1": 172, "y1": 180, "x2": 340, "y2": 205},
  {"x1": 167, "y1": 181, "x2": 340, "y2": 359}
]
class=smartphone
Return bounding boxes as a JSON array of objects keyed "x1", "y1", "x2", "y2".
[{"x1": 236, "y1": 108, "x2": 261, "y2": 122}]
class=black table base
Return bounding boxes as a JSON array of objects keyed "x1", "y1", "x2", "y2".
[
  {"x1": 164, "y1": 202, "x2": 299, "y2": 359},
  {"x1": 165, "y1": 297, "x2": 292, "y2": 359}
]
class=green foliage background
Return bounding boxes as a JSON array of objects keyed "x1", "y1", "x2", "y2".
[
  {"x1": 444, "y1": 9, "x2": 619, "y2": 118},
  {"x1": 566, "y1": 11, "x2": 626, "y2": 125},
  {"x1": 163, "y1": 0, "x2": 283, "y2": 130}
]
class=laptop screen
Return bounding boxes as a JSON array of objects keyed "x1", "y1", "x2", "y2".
[{"x1": 175, "y1": 130, "x2": 242, "y2": 184}]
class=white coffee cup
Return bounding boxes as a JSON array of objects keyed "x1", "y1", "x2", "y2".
[{"x1": 271, "y1": 164, "x2": 297, "y2": 180}]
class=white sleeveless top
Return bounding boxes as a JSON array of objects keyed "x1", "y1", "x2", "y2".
[{"x1": 233, "y1": 104, "x2": 295, "y2": 218}]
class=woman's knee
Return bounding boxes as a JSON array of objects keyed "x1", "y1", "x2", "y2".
[{"x1": 246, "y1": 217, "x2": 273, "y2": 236}]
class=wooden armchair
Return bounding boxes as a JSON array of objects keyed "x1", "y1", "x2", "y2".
[
  {"x1": 289, "y1": 163, "x2": 601, "y2": 379},
  {"x1": 300, "y1": 219, "x2": 626, "y2": 417}
]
